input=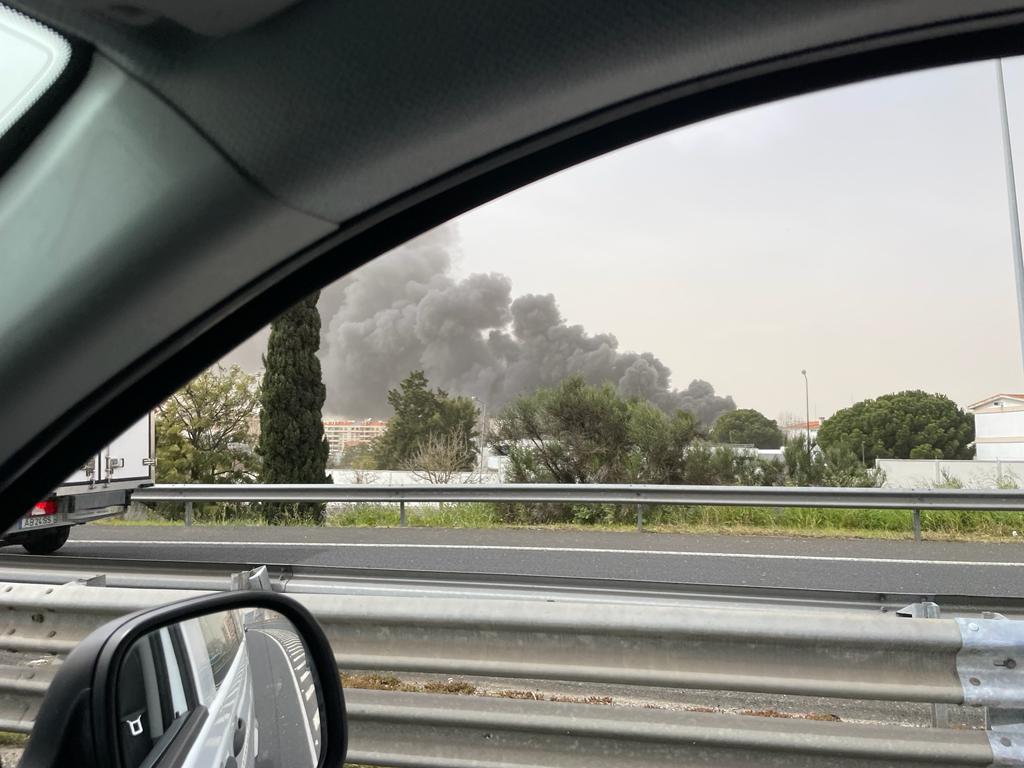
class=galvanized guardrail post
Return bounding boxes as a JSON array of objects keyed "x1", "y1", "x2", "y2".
[
  {"x1": 913, "y1": 509, "x2": 921, "y2": 543},
  {"x1": 184, "y1": 500, "x2": 193, "y2": 527},
  {"x1": 902, "y1": 600, "x2": 949, "y2": 726},
  {"x1": 636, "y1": 502, "x2": 643, "y2": 532},
  {"x1": 399, "y1": 500, "x2": 406, "y2": 527}
]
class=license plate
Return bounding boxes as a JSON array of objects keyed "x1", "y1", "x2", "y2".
[{"x1": 20, "y1": 515, "x2": 56, "y2": 529}]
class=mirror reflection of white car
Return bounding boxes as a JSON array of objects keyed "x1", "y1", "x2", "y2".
[
  {"x1": 116, "y1": 608, "x2": 321, "y2": 768},
  {"x1": 22, "y1": 591, "x2": 342, "y2": 768},
  {"x1": 117, "y1": 610, "x2": 256, "y2": 768},
  {"x1": 180, "y1": 611, "x2": 257, "y2": 768}
]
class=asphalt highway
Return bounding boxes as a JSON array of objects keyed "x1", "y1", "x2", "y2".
[
  {"x1": 246, "y1": 618, "x2": 321, "y2": 768},
  {"x1": 6, "y1": 524, "x2": 1024, "y2": 597}
]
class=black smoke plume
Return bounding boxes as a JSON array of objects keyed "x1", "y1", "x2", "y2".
[{"x1": 317, "y1": 226, "x2": 735, "y2": 424}]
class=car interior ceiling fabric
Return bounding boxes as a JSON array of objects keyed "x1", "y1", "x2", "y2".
[{"x1": 12, "y1": 0, "x2": 1024, "y2": 223}]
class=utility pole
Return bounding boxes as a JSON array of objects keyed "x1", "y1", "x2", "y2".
[
  {"x1": 801, "y1": 370, "x2": 811, "y2": 460},
  {"x1": 479, "y1": 401, "x2": 487, "y2": 479},
  {"x1": 996, "y1": 59, "x2": 1024, "y2": 375}
]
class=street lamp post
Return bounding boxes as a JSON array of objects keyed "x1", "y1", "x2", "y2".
[
  {"x1": 471, "y1": 396, "x2": 487, "y2": 480},
  {"x1": 996, "y1": 60, "x2": 1024, "y2": 377},
  {"x1": 479, "y1": 401, "x2": 487, "y2": 479},
  {"x1": 801, "y1": 370, "x2": 811, "y2": 460}
]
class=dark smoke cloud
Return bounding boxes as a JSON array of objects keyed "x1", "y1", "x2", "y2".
[{"x1": 318, "y1": 226, "x2": 735, "y2": 424}]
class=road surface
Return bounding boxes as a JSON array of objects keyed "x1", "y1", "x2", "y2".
[
  {"x1": 244, "y1": 617, "x2": 321, "y2": 768},
  {"x1": 6, "y1": 525, "x2": 1024, "y2": 596}
]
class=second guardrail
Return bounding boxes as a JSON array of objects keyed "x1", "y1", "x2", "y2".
[{"x1": 131, "y1": 482, "x2": 1024, "y2": 537}]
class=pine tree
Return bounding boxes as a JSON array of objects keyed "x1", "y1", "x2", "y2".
[{"x1": 258, "y1": 291, "x2": 330, "y2": 523}]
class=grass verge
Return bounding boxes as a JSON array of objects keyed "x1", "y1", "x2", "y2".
[
  {"x1": 99, "y1": 501, "x2": 1024, "y2": 542},
  {"x1": 326, "y1": 502, "x2": 1024, "y2": 541}
]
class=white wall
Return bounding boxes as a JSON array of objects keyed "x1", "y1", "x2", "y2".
[
  {"x1": 876, "y1": 458, "x2": 1024, "y2": 489},
  {"x1": 327, "y1": 468, "x2": 503, "y2": 511},
  {"x1": 977, "y1": 442, "x2": 1024, "y2": 460},
  {"x1": 975, "y1": 410, "x2": 1024, "y2": 460},
  {"x1": 329, "y1": 469, "x2": 504, "y2": 485}
]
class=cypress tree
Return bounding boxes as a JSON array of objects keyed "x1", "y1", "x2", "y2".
[{"x1": 259, "y1": 291, "x2": 330, "y2": 523}]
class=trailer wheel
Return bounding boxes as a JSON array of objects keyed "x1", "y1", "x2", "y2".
[{"x1": 21, "y1": 526, "x2": 71, "y2": 555}]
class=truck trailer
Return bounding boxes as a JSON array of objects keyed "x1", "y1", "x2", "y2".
[{"x1": 3, "y1": 413, "x2": 155, "y2": 554}]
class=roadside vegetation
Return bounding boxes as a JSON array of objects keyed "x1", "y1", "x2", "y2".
[
  {"x1": 109, "y1": 500, "x2": 1024, "y2": 541},
  {"x1": 324, "y1": 502, "x2": 1024, "y2": 540},
  {"x1": 148, "y1": 360, "x2": 998, "y2": 540}
]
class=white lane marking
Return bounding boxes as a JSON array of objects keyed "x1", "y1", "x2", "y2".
[
  {"x1": 300, "y1": 671, "x2": 311, "y2": 683},
  {"x1": 305, "y1": 685, "x2": 314, "y2": 701},
  {"x1": 250, "y1": 629, "x2": 318, "y2": 764},
  {"x1": 64, "y1": 539, "x2": 1024, "y2": 568}
]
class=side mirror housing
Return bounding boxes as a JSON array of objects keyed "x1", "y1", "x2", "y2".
[{"x1": 19, "y1": 591, "x2": 346, "y2": 768}]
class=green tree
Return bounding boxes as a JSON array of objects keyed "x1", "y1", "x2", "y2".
[
  {"x1": 710, "y1": 409, "x2": 783, "y2": 448},
  {"x1": 493, "y1": 376, "x2": 707, "y2": 521},
  {"x1": 259, "y1": 292, "x2": 331, "y2": 524},
  {"x1": 496, "y1": 377, "x2": 631, "y2": 485},
  {"x1": 374, "y1": 371, "x2": 478, "y2": 470},
  {"x1": 155, "y1": 365, "x2": 260, "y2": 520},
  {"x1": 624, "y1": 401, "x2": 701, "y2": 484},
  {"x1": 816, "y1": 390, "x2": 974, "y2": 464},
  {"x1": 496, "y1": 376, "x2": 708, "y2": 486},
  {"x1": 782, "y1": 436, "x2": 879, "y2": 487}
]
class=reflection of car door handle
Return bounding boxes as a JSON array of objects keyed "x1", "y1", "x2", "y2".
[{"x1": 233, "y1": 717, "x2": 246, "y2": 756}]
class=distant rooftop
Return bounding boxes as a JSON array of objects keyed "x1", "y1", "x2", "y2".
[
  {"x1": 782, "y1": 419, "x2": 822, "y2": 430},
  {"x1": 967, "y1": 393, "x2": 1024, "y2": 411}
]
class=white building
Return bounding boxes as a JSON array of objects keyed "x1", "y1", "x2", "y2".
[
  {"x1": 322, "y1": 418, "x2": 388, "y2": 460},
  {"x1": 967, "y1": 393, "x2": 1024, "y2": 460}
]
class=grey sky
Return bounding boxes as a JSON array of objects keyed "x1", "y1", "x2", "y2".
[{"x1": 227, "y1": 56, "x2": 1024, "y2": 422}]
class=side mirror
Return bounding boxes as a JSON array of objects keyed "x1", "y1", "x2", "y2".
[{"x1": 19, "y1": 591, "x2": 347, "y2": 768}]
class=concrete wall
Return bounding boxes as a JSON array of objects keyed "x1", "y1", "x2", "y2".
[{"x1": 876, "y1": 458, "x2": 1024, "y2": 489}]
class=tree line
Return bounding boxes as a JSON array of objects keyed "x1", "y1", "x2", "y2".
[{"x1": 155, "y1": 290, "x2": 975, "y2": 525}]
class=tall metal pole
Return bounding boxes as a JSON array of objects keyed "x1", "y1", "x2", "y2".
[
  {"x1": 479, "y1": 402, "x2": 487, "y2": 479},
  {"x1": 472, "y1": 396, "x2": 487, "y2": 480},
  {"x1": 801, "y1": 370, "x2": 811, "y2": 459},
  {"x1": 996, "y1": 60, "x2": 1024, "y2": 374}
]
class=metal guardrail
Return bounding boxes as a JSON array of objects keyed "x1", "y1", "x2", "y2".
[
  {"x1": 132, "y1": 482, "x2": 1024, "y2": 509},
  {"x1": 345, "y1": 689, "x2": 996, "y2": 768},
  {"x1": 132, "y1": 482, "x2": 1024, "y2": 536},
  {"x1": 0, "y1": 570, "x2": 1021, "y2": 764},
  {"x1": 5, "y1": 553, "x2": 1024, "y2": 617}
]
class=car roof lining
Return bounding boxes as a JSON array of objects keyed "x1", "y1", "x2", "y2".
[
  {"x1": 13, "y1": 0, "x2": 1024, "y2": 223},
  {"x1": 4, "y1": 1, "x2": 1024, "y2": 515}
]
